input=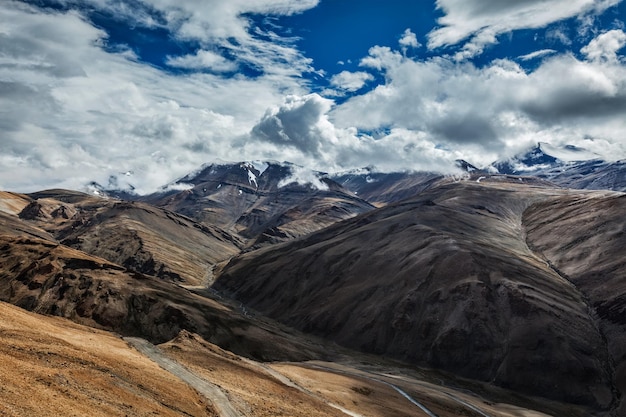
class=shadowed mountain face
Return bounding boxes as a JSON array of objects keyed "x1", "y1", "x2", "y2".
[
  {"x1": 524, "y1": 192, "x2": 626, "y2": 416},
  {"x1": 214, "y1": 180, "x2": 624, "y2": 411},
  {"x1": 534, "y1": 160, "x2": 626, "y2": 192},
  {"x1": 16, "y1": 190, "x2": 241, "y2": 286},
  {"x1": 140, "y1": 162, "x2": 374, "y2": 248}
]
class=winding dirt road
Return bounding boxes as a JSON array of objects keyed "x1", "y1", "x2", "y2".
[{"x1": 124, "y1": 337, "x2": 242, "y2": 417}]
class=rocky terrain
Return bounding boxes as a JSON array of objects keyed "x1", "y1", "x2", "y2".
[
  {"x1": 17, "y1": 189, "x2": 241, "y2": 286},
  {"x1": 1, "y1": 298, "x2": 577, "y2": 417},
  {"x1": 2, "y1": 155, "x2": 626, "y2": 416},
  {"x1": 139, "y1": 162, "x2": 374, "y2": 248}
]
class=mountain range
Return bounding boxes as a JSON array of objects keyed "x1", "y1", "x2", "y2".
[{"x1": 1, "y1": 143, "x2": 626, "y2": 416}]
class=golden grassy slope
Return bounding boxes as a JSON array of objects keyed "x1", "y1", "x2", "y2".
[{"x1": 0, "y1": 301, "x2": 216, "y2": 416}]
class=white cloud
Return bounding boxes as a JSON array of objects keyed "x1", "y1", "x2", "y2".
[
  {"x1": 399, "y1": 28, "x2": 420, "y2": 53},
  {"x1": 359, "y1": 46, "x2": 404, "y2": 71},
  {"x1": 518, "y1": 49, "x2": 558, "y2": 61},
  {"x1": 54, "y1": 0, "x2": 318, "y2": 76},
  {"x1": 545, "y1": 26, "x2": 573, "y2": 46},
  {"x1": 246, "y1": 94, "x2": 465, "y2": 174},
  {"x1": 0, "y1": 2, "x2": 309, "y2": 193},
  {"x1": 142, "y1": 0, "x2": 318, "y2": 76},
  {"x1": 329, "y1": 71, "x2": 374, "y2": 92},
  {"x1": 166, "y1": 50, "x2": 238, "y2": 72},
  {"x1": 331, "y1": 32, "x2": 626, "y2": 166},
  {"x1": 278, "y1": 165, "x2": 329, "y2": 190},
  {"x1": 251, "y1": 94, "x2": 336, "y2": 158},
  {"x1": 2, "y1": 1, "x2": 626, "y2": 195},
  {"x1": 428, "y1": 0, "x2": 622, "y2": 58},
  {"x1": 581, "y1": 29, "x2": 626, "y2": 62}
]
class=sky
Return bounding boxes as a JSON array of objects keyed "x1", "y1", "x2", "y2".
[{"x1": 1, "y1": 0, "x2": 626, "y2": 193}]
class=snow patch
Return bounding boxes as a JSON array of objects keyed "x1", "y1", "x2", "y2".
[
  {"x1": 247, "y1": 169, "x2": 258, "y2": 188},
  {"x1": 476, "y1": 176, "x2": 486, "y2": 183},
  {"x1": 240, "y1": 162, "x2": 259, "y2": 188}
]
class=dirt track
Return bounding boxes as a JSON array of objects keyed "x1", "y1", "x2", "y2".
[{"x1": 124, "y1": 337, "x2": 242, "y2": 417}]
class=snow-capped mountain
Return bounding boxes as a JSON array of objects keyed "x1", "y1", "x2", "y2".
[
  {"x1": 491, "y1": 142, "x2": 626, "y2": 192},
  {"x1": 492, "y1": 142, "x2": 600, "y2": 175},
  {"x1": 331, "y1": 168, "x2": 444, "y2": 206},
  {"x1": 85, "y1": 171, "x2": 137, "y2": 198},
  {"x1": 138, "y1": 161, "x2": 374, "y2": 248}
]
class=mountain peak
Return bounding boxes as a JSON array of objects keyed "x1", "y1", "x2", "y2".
[{"x1": 492, "y1": 142, "x2": 600, "y2": 175}]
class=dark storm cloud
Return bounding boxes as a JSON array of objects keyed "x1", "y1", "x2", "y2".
[
  {"x1": 521, "y1": 88, "x2": 626, "y2": 123},
  {"x1": 251, "y1": 94, "x2": 333, "y2": 156},
  {"x1": 429, "y1": 114, "x2": 498, "y2": 145}
]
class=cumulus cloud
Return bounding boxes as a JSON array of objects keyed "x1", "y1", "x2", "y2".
[
  {"x1": 331, "y1": 30, "x2": 626, "y2": 165},
  {"x1": 328, "y1": 71, "x2": 374, "y2": 93},
  {"x1": 246, "y1": 94, "x2": 465, "y2": 174},
  {"x1": 428, "y1": 0, "x2": 621, "y2": 58},
  {"x1": 359, "y1": 46, "x2": 404, "y2": 71},
  {"x1": 0, "y1": 2, "x2": 310, "y2": 193},
  {"x1": 581, "y1": 29, "x2": 626, "y2": 62},
  {"x1": 251, "y1": 94, "x2": 336, "y2": 157},
  {"x1": 399, "y1": 28, "x2": 420, "y2": 54},
  {"x1": 519, "y1": 50, "x2": 626, "y2": 122}
]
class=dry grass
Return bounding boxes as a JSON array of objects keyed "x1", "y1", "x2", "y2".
[
  {"x1": 0, "y1": 301, "x2": 591, "y2": 417},
  {"x1": 159, "y1": 331, "x2": 345, "y2": 417},
  {"x1": 0, "y1": 302, "x2": 215, "y2": 417}
]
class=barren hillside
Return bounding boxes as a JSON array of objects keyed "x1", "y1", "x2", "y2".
[{"x1": 215, "y1": 180, "x2": 625, "y2": 412}]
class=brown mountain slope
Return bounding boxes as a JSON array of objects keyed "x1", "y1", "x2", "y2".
[
  {"x1": 524, "y1": 192, "x2": 626, "y2": 416},
  {"x1": 214, "y1": 180, "x2": 622, "y2": 411},
  {"x1": 0, "y1": 234, "x2": 325, "y2": 362},
  {"x1": 0, "y1": 301, "x2": 215, "y2": 416},
  {"x1": 17, "y1": 190, "x2": 241, "y2": 286},
  {"x1": 0, "y1": 191, "x2": 31, "y2": 215},
  {"x1": 331, "y1": 170, "x2": 445, "y2": 206},
  {"x1": 144, "y1": 162, "x2": 374, "y2": 248}
]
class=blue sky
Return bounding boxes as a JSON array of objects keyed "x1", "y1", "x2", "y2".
[{"x1": 1, "y1": 0, "x2": 626, "y2": 193}]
